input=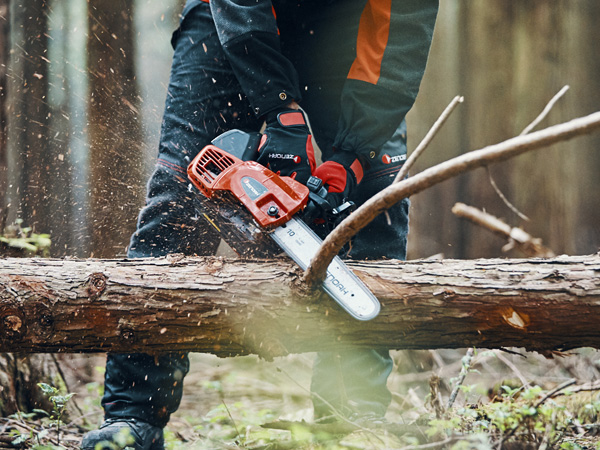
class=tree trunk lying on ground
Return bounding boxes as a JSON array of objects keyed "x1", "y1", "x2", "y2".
[{"x1": 0, "y1": 254, "x2": 599, "y2": 358}]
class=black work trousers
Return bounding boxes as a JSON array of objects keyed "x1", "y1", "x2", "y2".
[{"x1": 103, "y1": 0, "x2": 409, "y2": 427}]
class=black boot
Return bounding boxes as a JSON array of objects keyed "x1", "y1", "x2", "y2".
[{"x1": 81, "y1": 418, "x2": 164, "y2": 450}]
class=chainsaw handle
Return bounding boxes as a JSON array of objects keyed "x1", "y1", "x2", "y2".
[{"x1": 210, "y1": 129, "x2": 262, "y2": 162}]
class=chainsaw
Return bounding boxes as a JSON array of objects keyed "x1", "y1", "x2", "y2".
[{"x1": 187, "y1": 130, "x2": 380, "y2": 321}]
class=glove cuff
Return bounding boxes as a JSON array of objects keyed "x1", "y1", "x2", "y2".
[
  {"x1": 327, "y1": 151, "x2": 364, "y2": 186},
  {"x1": 265, "y1": 108, "x2": 307, "y2": 128},
  {"x1": 313, "y1": 154, "x2": 364, "y2": 194}
]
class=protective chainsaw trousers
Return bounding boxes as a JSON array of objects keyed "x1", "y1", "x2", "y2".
[{"x1": 103, "y1": 0, "x2": 412, "y2": 427}]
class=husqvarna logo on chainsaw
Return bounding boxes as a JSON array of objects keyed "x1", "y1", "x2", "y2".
[
  {"x1": 241, "y1": 176, "x2": 268, "y2": 200},
  {"x1": 382, "y1": 154, "x2": 407, "y2": 164},
  {"x1": 268, "y1": 153, "x2": 302, "y2": 164}
]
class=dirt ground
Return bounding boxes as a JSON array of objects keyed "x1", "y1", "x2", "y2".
[{"x1": 3, "y1": 348, "x2": 600, "y2": 449}]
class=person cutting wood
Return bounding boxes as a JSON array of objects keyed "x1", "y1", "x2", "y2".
[{"x1": 82, "y1": 1, "x2": 437, "y2": 448}]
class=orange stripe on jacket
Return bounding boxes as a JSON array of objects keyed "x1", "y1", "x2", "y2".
[{"x1": 347, "y1": 0, "x2": 392, "y2": 85}]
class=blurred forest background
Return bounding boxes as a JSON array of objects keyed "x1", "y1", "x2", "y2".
[{"x1": 1, "y1": 0, "x2": 599, "y2": 260}]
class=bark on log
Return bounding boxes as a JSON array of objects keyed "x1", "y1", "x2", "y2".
[{"x1": 0, "y1": 255, "x2": 599, "y2": 358}]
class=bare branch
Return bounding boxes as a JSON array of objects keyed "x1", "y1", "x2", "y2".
[
  {"x1": 446, "y1": 348, "x2": 474, "y2": 410},
  {"x1": 534, "y1": 378, "x2": 577, "y2": 409},
  {"x1": 304, "y1": 111, "x2": 600, "y2": 286},
  {"x1": 451, "y1": 202, "x2": 554, "y2": 257},
  {"x1": 520, "y1": 85, "x2": 570, "y2": 136},
  {"x1": 493, "y1": 350, "x2": 530, "y2": 388},
  {"x1": 486, "y1": 167, "x2": 530, "y2": 222},
  {"x1": 486, "y1": 85, "x2": 570, "y2": 221},
  {"x1": 394, "y1": 95, "x2": 464, "y2": 183},
  {"x1": 550, "y1": 380, "x2": 600, "y2": 397}
]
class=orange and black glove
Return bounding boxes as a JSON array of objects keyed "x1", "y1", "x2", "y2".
[
  {"x1": 256, "y1": 108, "x2": 316, "y2": 185},
  {"x1": 313, "y1": 151, "x2": 364, "y2": 209}
]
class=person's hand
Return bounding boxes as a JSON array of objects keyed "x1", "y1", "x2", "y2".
[
  {"x1": 313, "y1": 151, "x2": 364, "y2": 208},
  {"x1": 256, "y1": 106, "x2": 316, "y2": 185}
]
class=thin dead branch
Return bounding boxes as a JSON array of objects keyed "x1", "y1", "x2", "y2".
[
  {"x1": 520, "y1": 85, "x2": 570, "y2": 136},
  {"x1": 550, "y1": 380, "x2": 600, "y2": 397},
  {"x1": 451, "y1": 202, "x2": 555, "y2": 257},
  {"x1": 486, "y1": 85, "x2": 570, "y2": 221},
  {"x1": 486, "y1": 167, "x2": 530, "y2": 222},
  {"x1": 304, "y1": 110, "x2": 600, "y2": 286},
  {"x1": 394, "y1": 95, "x2": 464, "y2": 183},
  {"x1": 493, "y1": 350, "x2": 530, "y2": 388},
  {"x1": 447, "y1": 348, "x2": 474, "y2": 410}
]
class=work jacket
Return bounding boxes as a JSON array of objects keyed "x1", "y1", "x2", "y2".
[{"x1": 183, "y1": 0, "x2": 438, "y2": 159}]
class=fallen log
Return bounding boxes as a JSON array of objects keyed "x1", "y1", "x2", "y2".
[{"x1": 0, "y1": 255, "x2": 599, "y2": 357}]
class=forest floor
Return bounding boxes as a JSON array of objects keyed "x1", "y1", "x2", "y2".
[{"x1": 3, "y1": 348, "x2": 600, "y2": 450}]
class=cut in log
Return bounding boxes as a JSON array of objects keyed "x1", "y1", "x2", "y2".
[{"x1": 0, "y1": 255, "x2": 598, "y2": 358}]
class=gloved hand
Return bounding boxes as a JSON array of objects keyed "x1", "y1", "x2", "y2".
[
  {"x1": 313, "y1": 151, "x2": 364, "y2": 208},
  {"x1": 256, "y1": 107, "x2": 316, "y2": 185}
]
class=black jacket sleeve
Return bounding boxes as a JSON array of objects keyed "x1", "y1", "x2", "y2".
[
  {"x1": 209, "y1": 0, "x2": 438, "y2": 157},
  {"x1": 333, "y1": 0, "x2": 438, "y2": 158},
  {"x1": 209, "y1": 0, "x2": 302, "y2": 117}
]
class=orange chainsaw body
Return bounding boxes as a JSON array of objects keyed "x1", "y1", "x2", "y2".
[{"x1": 187, "y1": 145, "x2": 309, "y2": 229}]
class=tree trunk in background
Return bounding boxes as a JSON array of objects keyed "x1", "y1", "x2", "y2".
[
  {"x1": 87, "y1": 0, "x2": 144, "y2": 258},
  {"x1": 407, "y1": 0, "x2": 600, "y2": 260},
  {"x1": 0, "y1": 0, "x2": 8, "y2": 232},
  {"x1": 0, "y1": 354, "x2": 61, "y2": 417},
  {"x1": 455, "y1": 2, "x2": 518, "y2": 259},
  {"x1": 5, "y1": 0, "x2": 51, "y2": 234},
  {"x1": 0, "y1": 1, "x2": 80, "y2": 416},
  {"x1": 576, "y1": 2, "x2": 600, "y2": 253},
  {"x1": 542, "y1": 1, "x2": 600, "y2": 255},
  {"x1": 501, "y1": 1, "x2": 600, "y2": 257},
  {"x1": 40, "y1": 0, "x2": 77, "y2": 256},
  {"x1": 3, "y1": 0, "x2": 87, "y2": 257}
]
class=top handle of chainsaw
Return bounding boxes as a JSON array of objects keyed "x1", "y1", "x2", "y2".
[{"x1": 210, "y1": 129, "x2": 262, "y2": 162}]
